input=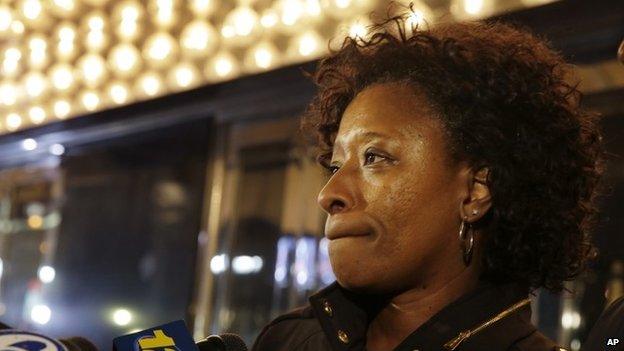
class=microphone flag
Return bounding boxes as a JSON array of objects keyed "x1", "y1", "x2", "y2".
[
  {"x1": 0, "y1": 330, "x2": 68, "y2": 351},
  {"x1": 113, "y1": 320, "x2": 198, "y2": 351}
]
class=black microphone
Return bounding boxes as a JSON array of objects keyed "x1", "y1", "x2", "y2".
[
  {"x1": 196, "y1": 334, "x2": 248, "y2": 351},
  {"x1": 59, "y1": 336, "x2": 99, "y2": 351}
]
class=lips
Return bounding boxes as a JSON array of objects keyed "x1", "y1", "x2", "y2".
[{"x1": 325, "y1": 214, "x2": 374, "y2": 240}]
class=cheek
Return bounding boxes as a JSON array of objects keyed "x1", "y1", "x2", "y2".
[
  {"x1": 367, "y1": 169, "x2": 459, "y2": 263},
  {"x1": 328, "y1": 161, "x2": 461, "y2": 291}
]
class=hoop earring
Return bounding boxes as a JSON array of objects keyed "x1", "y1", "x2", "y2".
[{"x1": 458, "y1": 218, "x2": 474, "y2": 265}]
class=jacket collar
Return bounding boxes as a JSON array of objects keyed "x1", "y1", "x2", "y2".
[{"x1": 308, "y1": 280, "x2": 535, "y2": 351}]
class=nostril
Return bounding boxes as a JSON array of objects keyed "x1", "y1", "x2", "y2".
[{"x1": 329, "y1": 199, "x2": 346, "y2": 214}]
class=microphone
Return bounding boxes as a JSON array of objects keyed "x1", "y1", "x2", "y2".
[
  {"x1": 0, "y1": 324, "x2": 98, "y2": 351},
  {"x1": 113, "y1": 320, "x2": 198, "y2": 351},
  {"x1": 59, "y1": 336, "x2": 99, "y2": 351},
  {"x1": 113, "y1": 320, "x2": 248, "y2": 351},
  {"x1": 196, "y1": 334, "x2": 248, "y2": 351}
]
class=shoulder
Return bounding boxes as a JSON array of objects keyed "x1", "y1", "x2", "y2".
[
  {"x1": 584, "y1": 296, "x2": 624, "y2": 351},
  {"x1": 509, "y1": 329, "x2": 568, "y2": 351},
  {"x1": 251, "y1": 306, "x2": 330, "y2": 351}
]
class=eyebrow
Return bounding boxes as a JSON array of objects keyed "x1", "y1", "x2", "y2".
[
  {"x1": 359, "y1": 131, "x2": 391, "y2": 140},
  {"x1": 336, "y1": 131, "x2": 391, "y2": 147},
  {"x1": 331, "y1": 131, "x2": 392, "y2": 159}
]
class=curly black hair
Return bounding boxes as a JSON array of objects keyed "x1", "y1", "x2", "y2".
[{"x1": 299, "y1": 14, "x2": 605, "y2": 292}]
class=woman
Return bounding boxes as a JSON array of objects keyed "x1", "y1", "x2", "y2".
[{"x1": 252, "y1": 15, "x2": 604, "y2": 351}]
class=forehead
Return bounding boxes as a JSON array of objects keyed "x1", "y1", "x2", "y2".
[{"x1": 334, "y1": 82, "x2": 437, "y2": 146}]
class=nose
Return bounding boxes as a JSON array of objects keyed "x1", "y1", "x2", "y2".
[{"x1": 317, "y1": 170, "x2": 356, "y2": 215}]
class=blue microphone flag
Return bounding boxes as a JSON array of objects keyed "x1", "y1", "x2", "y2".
[{"x1": 113, "y1": 320, "x2": 198, "y2": 351}]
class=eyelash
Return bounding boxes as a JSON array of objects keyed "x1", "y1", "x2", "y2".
[{"x1": 324, "y1": 151, "x2": 389, "y2": 175}]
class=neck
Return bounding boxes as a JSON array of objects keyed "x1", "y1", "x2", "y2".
[{"x1": 365, "y1": 263, "x2": 482, "y2": 351}]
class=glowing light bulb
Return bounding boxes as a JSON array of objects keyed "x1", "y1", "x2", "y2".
[
  {"x1": 108, "y1": 43, "x2": 142, "y2": 78},
  {"x1": 86, "y1": 31, "x2": 108, "y2": 52},
  {"x1": 349, "y1": 22, "x2": 367, "y2": 39},
  {"x1": 22, "y1": 138, "x2": 38, "y2": 151},
  {"x1": 28, "y1": 106, "x2": 46, "y2": 124},
  {"x1": 332, "y1": 16, "x2": 373, "y2": 49},
  {"x1": 278, "y1": 0, "x2": 304, "y2": 27},
  {"x1": 189, "y1": 0, "x2": 220, "y2": 18},
  {"x1": 50, "y1": 0, "x2": 78, "y2": 18},
  {"x1": 221, "y1": 6, "x2": 259, "y2": 46},
  {"x1": 30, "y1": 305, "x2": 51, "y2": 325},
  {"x1": 2, "y1": 47, "x2": 22, "y2": 78},
  {"x1": 5, "y1": 48, "x2": 21, "y2": 62},
  {"x1": 107, "y1": 81, "x2": 131, "y2": 105},
  {"x1": 11, "y1": 20, "x2": 24, "y2": 34},
  {"x1": 290, "y1": 30, "x2": 323, "y2": 58},
  {"x1": 49, "y1": 143, "x2": 65, "y2": 155},
  {"x1": 118, "y1": 21, "x2": 140, "y2": 42},
  {"x1": 77, "y1": 54, "x2": 108, "y2": 88},
  {"x1": 168, "y1": 62, "x2": 200, "y2": 89},
  {"x1": 0, "y1": 82, "x2": 17, "y2": 106},
  {"x1": 450, "y1": 0, "x2": 494, "y2": 19},
  {"x1": 336, "y1": 0, "x2": 350, "y2": 8},
  {"x1": 180, "y1": 20, "x2": 218, "y2": 58},
  {"x1": 0, "y1": 6, "x2": 13, "y2": 34},
  {"x1": 149, "y1": 0, "x2": 178, "y2": 29},
  {"x1": 28, "y1": 35, "x2": 49, "y2": 70},
  {"x1": 6, "y1": 113, "x2": 22, "y2": 131},
  {"x1": 85, "y1": 11, "x2": 105, "y2": 31},
  {"x1": 2, "y1": 60, "x2": 20, "y2": 77},
  {"x1": 38, "y1": 266, "x2": 56, "y2": 283},
  {"x1": 21, "y1": 0, "x2": 43, "y2": 21},
  {"x1": 406, "y1": 7, "x2": 432, "y2": 31},
  {"x1": 245, "y1": 41, "x2": 279, "y2": 71},
  {"x1": 143, "y1": 32, "x2": 178, "y2": 68},
  {"x1": 23, "y1": 71, "x2": 48, "y2": 98},
  {"x1": 254, "y1": 48, "x2": 273, "y2": 68},
  {"x1": 305, "y1": 0, "x2": 321, "y2": 16},
  {"x1": 135, "y1": 71, "x2": 164, "y2": 97},
  {"x1": 189, "y1": 0, "x2": 217, "y2": 17},
  {"x1": 114, "y1": 1, "x2": 144, "y2": 41},
  {"x1": 56, "y1": 33, "x2": 77, "y2": 60},
  {"x1": 119, "y1": 1, "x2": 142, "y2": 21},
  {"x1": 49, "y1": 63, "x2": 75, "y2": 92},
  {"x1": 80, "y1": 90, "x2": 100, "y2": 111},
  {"x1": 112, "y1": 309, "x2": 132, "y2": 326},
  {"x1": 53, "y1": 99, "x2": 71, "y2": 118},
  {"x1": 260, "y1": 9, "x2": 278, "y2": 29},
  {"x1": 206, "y1": 51, "x2": 240, "y2": 80},
  {"x1": 57, "y1": 22, "x2": 77, "y2": 42},
  {"x1": 464, "y1": 0, "x2": 483, "y2": 14}
]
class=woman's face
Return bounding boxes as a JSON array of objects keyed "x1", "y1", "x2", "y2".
[{"x1": 317, "y1": 82, "x2": 471, "y2": 294}]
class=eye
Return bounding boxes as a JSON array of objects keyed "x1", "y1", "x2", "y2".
[
  {"x1": 364, "y1": 151, "x2": 387, "y2": 165},
  {"x1": 317, "y1": 152, "x2": 337, "y2": 175},
  {"x1": 327, "y1": 165, "x2": 340, "y2": 174}
]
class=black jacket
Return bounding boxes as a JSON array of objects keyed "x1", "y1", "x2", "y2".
[
  {"x1": 252, "y1": 281, "x2": 566, "y2": 351},
  {"x1": 583, "y1": 296, "x2": 624, "y2": 351}
]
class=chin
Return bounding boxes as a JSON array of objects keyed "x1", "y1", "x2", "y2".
[{"x1": 331, "y1": 260, "x2": 391, "y2": 295}]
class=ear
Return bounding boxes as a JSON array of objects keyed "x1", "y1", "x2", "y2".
[{"x1": 460, "y1": 167, "x2": 492, "y2": 223}]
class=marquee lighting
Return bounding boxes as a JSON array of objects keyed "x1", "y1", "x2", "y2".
[
  {"x1": 450, "y1": 0, "x2": 495, "y2": 19},
  {"x1": 0, "y1": 0, "x2": 551, "y2": 135},
  {"x1": 180, "y1": 20, "x2": 219, "y2": 58}
]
